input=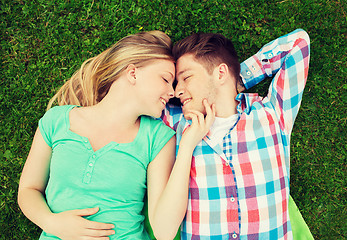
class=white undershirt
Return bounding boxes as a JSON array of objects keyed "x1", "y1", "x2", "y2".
[{"x1": 209, "y1": 113, "x2": 240, "y2": 144}]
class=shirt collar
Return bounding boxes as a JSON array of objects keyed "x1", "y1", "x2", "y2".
[{"x1": 235, "y1": 92, "x2": 260, "y2": 115}]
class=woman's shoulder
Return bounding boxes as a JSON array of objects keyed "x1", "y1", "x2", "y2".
[
  {"x1": 140, "y1": 116, "x2": 175, "y2": 142},
  {"x1": 42, "y1": 105, "x2": 76, "y2": 119},
  {"x1": 141, "y1": 115, "x2": 173, "y2": 131},
  {"x1": 39, "y1": 105, "x2": 77, "y2": 147},
  {"x1": 139, "y1": 116, "x2": 175, "y2": 163},
  {"x1": 45, "y1": 105, "x2": 76, "y2": 114},
  {"x1": 39, "y1": 105, "x2": 76, "y2": 130}
]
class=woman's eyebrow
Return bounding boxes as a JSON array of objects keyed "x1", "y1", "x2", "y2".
[{"x1": 164, "y1": 71, "x2": 174, "y2": 78}]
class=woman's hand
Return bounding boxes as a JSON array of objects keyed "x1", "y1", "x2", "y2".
[
  {"x1": 18, "y1": 128, "x2": 115, "y2": 240},
  {"x1": 181, "y1": 99, "x2": 216, "y2": 148},
  {"x1": 46, "y1": 207, "x2": 115, "y2": 240}
]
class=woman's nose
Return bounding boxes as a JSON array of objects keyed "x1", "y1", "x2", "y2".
[{"x1": 168, "y1": 85, "x2": 174, "y2": 98}]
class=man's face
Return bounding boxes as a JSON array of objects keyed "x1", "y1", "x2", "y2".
[{"x1": 175, "y1": 54, "x2": 217, "y2": 117}]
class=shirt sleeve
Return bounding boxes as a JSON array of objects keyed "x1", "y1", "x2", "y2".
[
  {"x1": 38, "y1": 107, "x2": 58, "y2": 147},
  {"x1": 240, "y1": 29, "x2": 310, "y2": 134},
  {"x1": 149, "y1": 118, "x2": 176, "y2": 162}
]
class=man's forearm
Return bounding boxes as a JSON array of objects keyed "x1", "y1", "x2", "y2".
[{"x1": 239, "y1": 29, "x2": 310, "y2": 90}]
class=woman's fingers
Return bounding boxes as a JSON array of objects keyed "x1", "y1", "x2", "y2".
[
  {"x1": 184, "y1": 112, "x2": 199, "y2": 126},
  {"x1": 51, "y1": 208, "x2": 115, "y2": 239},
  {"x1": 186, "y1": 99, "x2": 215, "y2": 130},
  {"x1": 81, "y1": 219, "x2": 115, "y2": 238},
  {"x1": 186, "y1": 110, "x2": 205, "y2": 126},
  {"x1": 203, "y1": 99, "x2": 215, "y2": 128},
  {"x1": 72, "y1": 207, "x2": 100, "y2": 217},
  {"x1": 84, "y1": 219, "x2": 115, "y2": 231},
  {"x1": 84, "y1": 227, "x2": 115, "y2": 237},
  {"x1": 181, "y1": 99, "x2": 216, "y2": 148}
]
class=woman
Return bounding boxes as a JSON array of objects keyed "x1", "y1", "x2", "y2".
[{"x1": 18, "y1": 31, "x2": 215, "y2": 239}]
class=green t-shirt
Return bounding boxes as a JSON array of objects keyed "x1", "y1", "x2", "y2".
[{"x1": 38, "y1": 105, "x2": 175, "y2": 240}]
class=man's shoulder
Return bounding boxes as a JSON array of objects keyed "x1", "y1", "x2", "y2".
[{"x1": 159, "y1": 104, "x2": 184, "y2": 130}]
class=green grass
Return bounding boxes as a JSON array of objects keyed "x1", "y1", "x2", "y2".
[{"x1": 1, "y1": 0, "x2": 346, "y2": 239}]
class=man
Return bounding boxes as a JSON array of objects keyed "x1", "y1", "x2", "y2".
[{"x1": 161, "y1": 29, "x2": 311, "y2": 239}]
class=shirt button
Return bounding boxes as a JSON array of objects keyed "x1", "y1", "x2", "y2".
[
  {"x1": 230, "y1": 197, "x2": 235, "y2": 202},
  {"x1": 246, "y1": 71, "x2": 251, "y2": 75},
  {"x1": 232, "y1": 233, "x2": 238, "y2": 238},
  {"x1": 89, "y1": 162, "x2": 93, "y2": 167},
  {"x1": 92, "y1": 155, "x2": 96, "y2": 159},
  {"x1": 86, "y1": 172, "x2": 91, "y2": 177},
  {"x1": 268, "y1": 53, "x2": 273, "y2": 57}
]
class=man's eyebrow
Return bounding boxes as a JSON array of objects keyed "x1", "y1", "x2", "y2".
[{"x1": 177, "y1": 69, "x2": 190, "y2": 77}]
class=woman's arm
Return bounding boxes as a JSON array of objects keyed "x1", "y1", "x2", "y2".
[
  {"x1": 18, "y1": 128, "x2": 115, "y2": 240},
  {"x1": 147, "y1": 100, "x2": 215, "y2": 240}
]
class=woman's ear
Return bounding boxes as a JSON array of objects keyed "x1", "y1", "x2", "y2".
[{"x1": 126, "y1": 64, "x2": 137, "y2": 85}]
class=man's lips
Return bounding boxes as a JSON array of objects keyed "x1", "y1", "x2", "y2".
[{"x1": 181, "y1": 98, "x2": 192, "y2": 106}]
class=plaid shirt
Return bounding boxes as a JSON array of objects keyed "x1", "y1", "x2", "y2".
[{"x1": 161, "y1": 29, "x2": 310, "y2": 240}]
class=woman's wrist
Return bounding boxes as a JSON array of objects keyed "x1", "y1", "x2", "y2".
[{"x1": 178, "y1": 137, "x2": 198, "y2": 153}]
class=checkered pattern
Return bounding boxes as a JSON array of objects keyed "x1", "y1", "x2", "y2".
[
  {"x1": 222, "y1": 132, "x2": 233, "y2": 162},
  {"x1": 162, "y1": 29, "x2": 310, "y2": 240}
]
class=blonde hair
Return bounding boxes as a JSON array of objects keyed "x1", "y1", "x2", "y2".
[{"x1": 47, "y1": 31, "x2": 173, "y2": 109}]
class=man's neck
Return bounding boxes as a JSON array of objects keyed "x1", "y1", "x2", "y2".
[{"x1": 214, "y1": 91, "x2": 239, "y2": 118}]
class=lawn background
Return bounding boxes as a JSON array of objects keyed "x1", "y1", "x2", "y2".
[{"x1": 1, "y1": 0, "x2": 346, "y2": 239}]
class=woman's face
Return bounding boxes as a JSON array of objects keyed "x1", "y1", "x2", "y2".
[{"x1": 135, "y1": 59, "x2": 175, "y2": 118}]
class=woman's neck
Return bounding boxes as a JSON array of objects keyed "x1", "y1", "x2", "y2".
[{"x1": 90, "y1": 80, "x2": 141, "y2": 129}]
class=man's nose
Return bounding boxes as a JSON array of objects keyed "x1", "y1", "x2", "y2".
[{"x1": 174, "y1": 82, "x2": 184, "y2": 98}]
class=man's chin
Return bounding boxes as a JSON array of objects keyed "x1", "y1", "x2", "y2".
[{"x1": 182, "y1": 107, "x2": 206, "y2": 120}]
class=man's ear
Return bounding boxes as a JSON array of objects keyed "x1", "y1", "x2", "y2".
[
  {"x1": 215, "y1": 63, "x2": 229, "y2": 85},
  {"x1": 126, "y1": 64, "x2": 137, "y2": 85}
]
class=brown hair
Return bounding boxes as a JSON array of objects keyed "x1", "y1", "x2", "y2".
[
  {"x1": 172, "y1": 33, "x2": 240, "y2": 80},
  {"x1": 47, "y1": 31, "x2": 173, "y2": 109}
]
